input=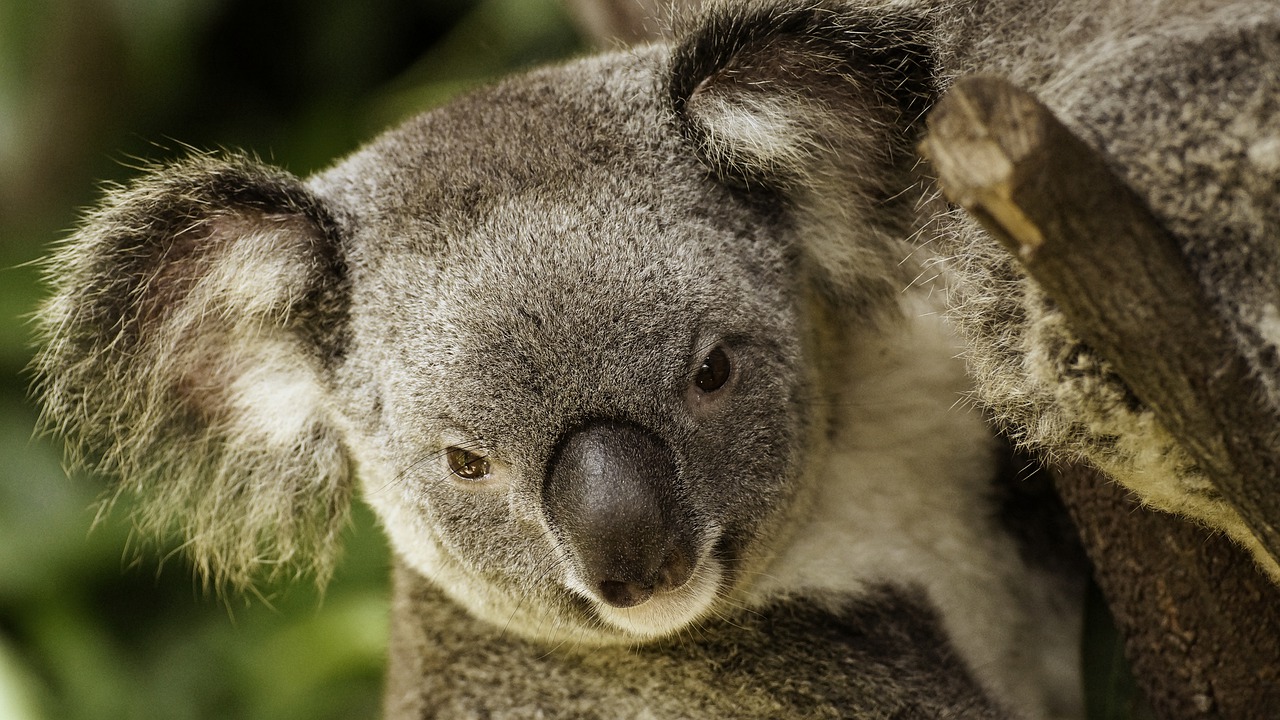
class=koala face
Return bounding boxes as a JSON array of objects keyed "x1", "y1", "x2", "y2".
[
  {"x1": 35, "y1": 3, "x2": 934, "y2": 647},
  {"x1": 319, "y1": 51, "x2": 814, "y2": 641}
]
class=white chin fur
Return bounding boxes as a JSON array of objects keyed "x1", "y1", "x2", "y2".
[{"x1": 591, "y1": 557, "x2": 724, "y2": 639}]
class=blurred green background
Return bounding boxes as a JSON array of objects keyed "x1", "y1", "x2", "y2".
[
  {"x1": 0, "y1": 1, "x2": 1150, "y2": 718},
  {"x1": 0, "y1": 1, "x2": 581, "y2": 718}
]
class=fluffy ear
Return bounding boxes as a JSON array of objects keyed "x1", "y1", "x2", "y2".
[
  {"x1": 34, "y1": 152, "x2": 352, "y2": 589},
  {"x1": 670, "y1": 0, "x2": 938, "y2": 309}
]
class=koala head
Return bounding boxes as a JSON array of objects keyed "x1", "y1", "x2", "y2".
[{"x1": 35, "y1": 2, "x2": 935, "y2": 644}]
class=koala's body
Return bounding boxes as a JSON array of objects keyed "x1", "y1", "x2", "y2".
[{"x1": 37, "y1": 0, "x2": 1276, "y2": 717}]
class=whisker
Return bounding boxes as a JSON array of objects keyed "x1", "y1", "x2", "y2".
[{"x1": 499, "y1": 528, "x2": 567, "y2": 640}]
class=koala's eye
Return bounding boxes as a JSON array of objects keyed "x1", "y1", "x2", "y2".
[
  {"x1": 446, "y1": 447, "x2": 491, "y2": 481},
  {"x1": 694, "y1": 347, "x2": 732, "y2": 393}
]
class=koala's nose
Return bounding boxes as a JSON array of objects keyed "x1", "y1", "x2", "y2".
[{"x1": 543, "y1": 420, "x2": 697, "y2": 609}]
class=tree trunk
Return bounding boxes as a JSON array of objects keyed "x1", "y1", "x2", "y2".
[{"x1": 1052, "y1": 462, "x2": 1280, "y2": 718}]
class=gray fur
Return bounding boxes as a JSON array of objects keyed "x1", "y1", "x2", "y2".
[
  {"x1": 385, "y1": 567, "x2": 1011, "y2": 719},
  {"x1": 34, "y1": 153, "x2": 354, "y2": 587},
  {"x1": 48, "y1": 0, "x2": 1280, "y2": 715}
]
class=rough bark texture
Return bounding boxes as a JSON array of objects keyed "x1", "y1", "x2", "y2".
[
  {"x1": 921, "y1": 75, "x2": 1280, "y2": 562},
  {"x1": 923, "y1": 75, "x2": 1280, "y2": 719},
  {"x1": 1052, "y1": 461, "x2": 1280, "y2": 719}
]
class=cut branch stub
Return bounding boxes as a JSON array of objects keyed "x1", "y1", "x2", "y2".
[{"x1": 920, "y1": 74, "x2": 1280, "y2": 566}]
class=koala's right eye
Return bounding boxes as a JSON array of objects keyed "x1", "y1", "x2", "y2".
[
  {"x1": 693, "y1": 347, "x2": 732, "y2": 393},
  {"x1": 446, "y1": 447, "x2": 492, "y2": 481}
]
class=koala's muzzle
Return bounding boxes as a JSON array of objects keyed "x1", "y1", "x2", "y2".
[{"x1": 544, "y1": 421, "x2": 698, "y2": 609}]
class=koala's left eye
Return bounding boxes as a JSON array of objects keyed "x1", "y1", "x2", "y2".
[
  {"x1": 693, "y1": 347, "x2": 732, "y2": 393},
  {"x1": 446, "y1": 447, "x2": 491, "y2": 480}
]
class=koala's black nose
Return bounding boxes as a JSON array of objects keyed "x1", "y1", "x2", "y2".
[{"x1": 543, "y1": 420, "x2": 696, "y2": 609}]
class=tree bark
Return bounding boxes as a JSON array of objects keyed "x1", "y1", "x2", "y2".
[
  {"x1": 922, "y1": 75, "x2": 1280, "y2": 719},
  {"x1": 1052, "y1": 462, "x2": 1280, "y2": 719},
  {"x1": 920, "y1": 75, "x2": 1280, "y2": 564}
]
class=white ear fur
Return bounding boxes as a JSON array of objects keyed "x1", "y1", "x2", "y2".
[
  {"x1": 671, "y1": 1, "x2": 938, "y2": 314},
  {"x1": 34, "y1": 154, "x2": 353, "y2": 589},
  {"x1": 687, "y1": 85, "x2": 838, "y2": 184}
]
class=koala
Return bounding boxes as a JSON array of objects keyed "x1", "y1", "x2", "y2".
[{"x1": 32, "y1": 1, "x2": 1114, "y2": 718}]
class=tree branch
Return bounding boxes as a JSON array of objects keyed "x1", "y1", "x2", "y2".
[
  {"x1": 1052, "y1": 462, "x2": 1280, "y2": 719},
  {"x1": 920, "y1": 74, "x2": 1280, "y2": 565},
  {"x1": 921, "y1": 74, "x2": 1280, "y2": 719}
]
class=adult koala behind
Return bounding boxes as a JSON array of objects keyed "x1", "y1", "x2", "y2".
[
  {"x1": 924, "y1": 0, "x2": 1280, "y2": 580},
  {"x1": 34, "y1": 2, "x2": 1084, "y2": 718}
]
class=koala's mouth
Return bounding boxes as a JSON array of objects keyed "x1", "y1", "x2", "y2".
[{"x1": 582, "y1": 534, "x2": 726, "y2": 639}]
